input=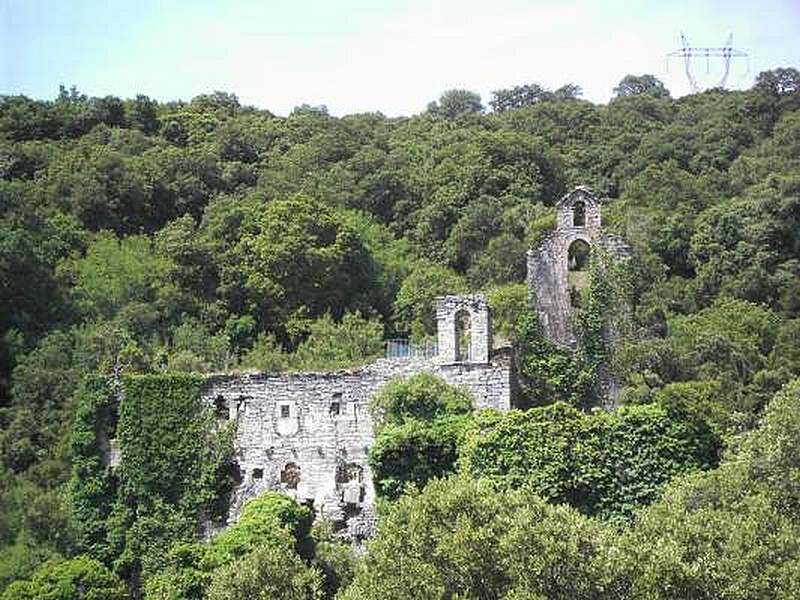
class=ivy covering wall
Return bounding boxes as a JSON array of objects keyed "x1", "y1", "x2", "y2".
[
  {"x1": 69, "y1": 373, "x2": 236, "y2": 586},
  {"x1": 460, "y1": 401, "x2": 720, "y2": 521}
]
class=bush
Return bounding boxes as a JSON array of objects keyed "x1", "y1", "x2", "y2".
[
  {"x1": 144, "y1": 492, "x2": 314, "y2": 599},
  {"x1": 369, "y1": 416, "x2": 471, "y2": 500},
  {"x1": 369, "y1": 372, "x2": 472, "y2": 431},
  {"x1": 206, "y1": 544, "x2": 323, "y2": 600},
  {"x1": 368, "y1": 373, "x2": 475, "y2": 500},
  {"x1": 0, "y1": 555, "x2": 126, "y2": 600}
]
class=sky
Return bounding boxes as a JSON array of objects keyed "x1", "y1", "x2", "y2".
[{"x1": 1, "y1": 0, "x2": 799, "y2": 116}]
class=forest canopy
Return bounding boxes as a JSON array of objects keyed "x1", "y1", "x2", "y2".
[{"x1": 1, "y1": 69, "x2": 800, "y2": 597}]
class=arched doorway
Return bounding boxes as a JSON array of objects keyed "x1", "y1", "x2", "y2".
[
  {"x1": 454, "y1": 309, "x2": 472, "y2": 362},
  {"x1": 567, "y1": 239, "x2": 591, "y2": 306}
]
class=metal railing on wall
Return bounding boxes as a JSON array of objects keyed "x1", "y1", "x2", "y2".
[{"x1": 384, "y1": 339, "x2": 438, "y2": 360}]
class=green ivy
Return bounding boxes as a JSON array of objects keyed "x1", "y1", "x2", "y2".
[
  {"x1": 68, "y1": 376, "x2": 118, "y2": 563},
  {"x1": 515, "y1": 311, "x2": 595, "y2": 408},
  {"x1": 516, "y1": 249, "x2": 635, "y2": 409},
  {"x1": 69, "y1": 373, "x2": 236, "y2": 589},
  {"x1": 460, "y1": 401, "x2": 720, "y2": 522}
]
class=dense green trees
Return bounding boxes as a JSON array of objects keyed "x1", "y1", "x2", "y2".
[
  {"x1": 144, "y1": 493, "x2": 330, "y2": 600},
  {"x1": 0, "y1": 555, "x2": 126, "y2": 600},
  {"x1": 426, "y1": 89, "x2": 484, "y2": 119},
  {"x1": 461, "y1": 401, "x2": 719, "y2": 521},
  {"x1": 613, "y1": 74, "x2": 671, "y2": 99},
  {"x1": 345, "y1": 380, "x2": 800, "y2": 599},
  {"x1": 1, "y1": 69, "x2": 800, "y2": 596}
]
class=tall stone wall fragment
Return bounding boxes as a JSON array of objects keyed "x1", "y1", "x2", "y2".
[{"x1": 527, "y1": 187, "x2": 631, "y2": 346}]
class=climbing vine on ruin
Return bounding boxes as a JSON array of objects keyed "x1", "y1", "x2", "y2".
[
  {"x1": 572, "y1": 248, "x2": 635, "y2": 370},
  {"x1": 460, "y1": 401, "x2": 720, "y2": 521},
  {"x1": 516, "y1": 247, "x2": 635, "y2": 409},
  {"x1": 69, "y1": 376, "x2": 119, "y2": 563},
  {"x1": 514, "y1": 311, "x2": 595, "y2": 408},
  {"x1": 70, "y1": 373, "x2": 237, "y2": 583}
]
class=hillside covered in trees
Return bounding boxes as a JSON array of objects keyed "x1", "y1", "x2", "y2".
[{"x1": 1, "y1": 70, "x2": 800, "y2": 598}]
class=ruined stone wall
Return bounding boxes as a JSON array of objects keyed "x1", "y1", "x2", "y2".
[
  {"x1": 202, "y1": 355, "x2": 511, "y2": 539},
  {"x1": 528, "y1": 230, "x2": 592, "y2": 346},
  {"x1": 527, "y1": 187, "x2": 630, "y2": 346}
]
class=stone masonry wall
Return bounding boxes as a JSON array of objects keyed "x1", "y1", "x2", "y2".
[
  {"x1": 202, "y1": 355, "x2": 511, "y2": 540},
  {"x1": 527, "y1": 187, "x2": 630, "y2": 346}
]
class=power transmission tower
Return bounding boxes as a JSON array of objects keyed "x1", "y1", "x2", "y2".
[{"x1": 667, "y1": 33, "x2": 749, "y2": 93}]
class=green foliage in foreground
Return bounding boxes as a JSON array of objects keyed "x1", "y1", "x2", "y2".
[
  {"x1": 369, "y1": 374, "x2": 474, "y2": 500},
  {"x1": 340, "y1": 477, "x2": 615, "y2": 600},
  {"x1": 461, "y1": 401, "x2": 720, "y2": 521},
  {"x1": 0, "y1": 555, "x2": 126, "y2": 600},
  {"x1": 345, "y1": 380, "x2": 800, "y2": 600},
  {"x1": 206, "y1": 545, "x2": 323, "y2": 600},
  {"x1": 144, "y1": 493, "x2": 318, "y2": 599}
]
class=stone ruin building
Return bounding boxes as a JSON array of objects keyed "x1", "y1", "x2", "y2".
[
  {"x1": 202, "y1": 294, "x2": 513, "y2": 540},
  {"x1": 527, "y1": 186, "x2": 631, "y2": 347},
  {"x1": 199, "y1": 186, "x2": 629, "y2": 539}
]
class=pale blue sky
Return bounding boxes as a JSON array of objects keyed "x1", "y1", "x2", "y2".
[{"x1": 1, "y1": 0, "x2": 798, "y2": 116}]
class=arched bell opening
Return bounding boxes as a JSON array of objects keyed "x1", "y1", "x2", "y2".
[
  {"x1": 454, "y1": 309, "x2": 472, "y2": 362},
  {"x1": 567, "y1": 239, "x2": 591, "y2": 306},
  {"x1": 573, "y1": 200, "x2": 586, "y2": 227}
]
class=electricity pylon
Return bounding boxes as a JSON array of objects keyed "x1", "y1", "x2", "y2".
[{"x1": 667, "y1": 33, "x2": 749, "y2": 93}]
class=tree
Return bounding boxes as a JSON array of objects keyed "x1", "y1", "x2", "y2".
[
  {"x1": 614, "y1": 379, "x2": 800, "y2": 599},
  {"x1": 206, "y1": 544, "x2": 323, "y2": 600},
  {"x1": 190, "y1": 91, "x2": 241, "y2": 117},
  {"x1": 287, "y1": 312, "x2": 384, "y2": 371},
  {"x1": 128, "y1": 94, "x2": 159, "y2": 134},
  {"x1": 427, "y1": 89, "x2": 483, "y2": 118},
  {"x1": 392, "y1": 261, "x2": 466, "y2": 338},
  {"x1": 144, "y1": 493, "x2": 314, "y2": 599},
  {"x1": 553, "y1": 83, "x2": 583, "y2": 100},
  {"x1": 340, "y1": 477, "x2": 612, "y2": 600},
  {"x1": 368, "y1": 373, "x2": 474, "y2": 499},
  {"x1": 0, "y1": 555, "x2": 126, "y2": 600},
  {"x1": 231, "y1": 195, "x2": 378, "y2": 341},
  {"x1": 489, "y1": 83, "x2": 553, "y2": 112},
  {"x1": 613, "y1": 74, "x2": 671, "y2": 98},
  {"x1": 369, "y1": 372, "x2": 473, "y2": 431}
]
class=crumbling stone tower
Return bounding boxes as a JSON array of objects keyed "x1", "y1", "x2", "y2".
[{"x1": 527, "y1": 187, "x2": 630, "y2": 346}]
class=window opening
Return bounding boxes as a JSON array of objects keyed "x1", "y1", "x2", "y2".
[
  {"x1": 280, "y1": 462, "x2": 301, "y2": 489},
  {"x1": 573, "y1": 201, "x2": 586, "y2": 226},
  {"x1": 454, "y1": 309, "x2": 472, "y2": 362}
]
